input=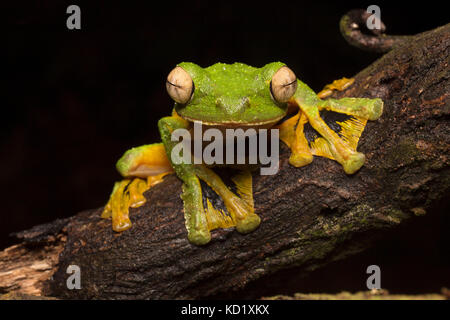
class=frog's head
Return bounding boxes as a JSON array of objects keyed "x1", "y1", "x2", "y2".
[{"x1": 165, "y1": 62, "x2": 297, "y2": 127}]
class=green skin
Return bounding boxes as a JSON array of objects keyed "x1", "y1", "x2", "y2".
[{"x1": 112, "y1": 62, "x2": 383, "y2": 245}]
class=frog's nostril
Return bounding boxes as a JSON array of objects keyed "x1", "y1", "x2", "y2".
[{"x1": 216, "y1": 96, "x2": 250, "y2": 114}]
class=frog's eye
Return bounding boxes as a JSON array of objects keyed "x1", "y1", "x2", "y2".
[
  {"x1": 270, "y1": 66, "x2": 297, "y2": 103},
  {"x1": 166, "y1": 66, "x2": 194, "y2": 104}
]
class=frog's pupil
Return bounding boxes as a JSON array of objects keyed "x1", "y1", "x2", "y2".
[
  {"x1": 191, "y1": 81, "x2": 195, "y2": 97},
  {"x1": 269, "y1": 80, "x2": 276, "y2": 101}
]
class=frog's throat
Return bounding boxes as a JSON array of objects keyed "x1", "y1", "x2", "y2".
[{"x1": 179, "y1": 114, "x2": 285, "y2": 129}]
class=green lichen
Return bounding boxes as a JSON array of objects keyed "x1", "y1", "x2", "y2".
[
  {"x1": 411, "y1": 207, "x2": 427, "y2": 216},
  {"x1": 264, "y1": 202, "x2": 417, "y2": 275},
  {"x1": 386, "y1": 207, "x2": 410, "y2": 223},
  {"x1": 384, "y1": 138, "x2": 422, "y2": 169},
  {"x1": 270, "y1": 204, "x2": 377, "y2": 270}
]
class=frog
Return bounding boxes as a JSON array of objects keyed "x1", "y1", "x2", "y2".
[{"x1": 101, "y1": 62, "x2": 383, "y2": 245}]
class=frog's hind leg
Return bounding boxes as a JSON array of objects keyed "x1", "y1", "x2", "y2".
[
  {"x1": 102, "y1": 143, "x2": 173, "y2": 232},
  {"x1": 299, "y1": 103, "x2": 367, "y2": 174},
  {"x1": 316, "y1": 76, "x2": 383, "y2": 120},
  {"x1": 318, "y1": 97, "x2": 383, "y2": 121},
  {"x1": 283, "y1": 79, "x2": 383, "y2": 174},
  {"x1": 311, "y1": 97, "x2": 383, "y2": 161},
  {"x1": 302, "y1": 98, "x2": 383, "y2": 174}
]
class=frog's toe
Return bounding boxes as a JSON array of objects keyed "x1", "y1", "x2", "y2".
[
  {"x1": 128, "y1": 178, "x2": 148, "y2": 208},
  {"x1": 289, "y1": 152, "x2": 313, "y2": 167},
  {"x1": 236, "y1": 213, "x2": 261, "y2": 234},
  {"x1": 225, "y1": 196, "x2": 261, "y2": 234},
  {"x1": 188, "y1": 227, "x2": 211, "y2": 245},
  {"x1": 367, "y1": 99, "x2": 384, "y2": 121},
  {"x1": 129, "y1": 192, "x2": 146, "y2": 209},
  {"x1": 112, "y1": 217, "x2": 132, "y2": 232},
  {"x1": 342, "y1": 152, "x2": 366, "y2": 174},
  {"x1": 102, "y1": 178, "x2": 153, "y2": 233},
  {"x1": 317, "y1": 77, "x2": 355, "y2": 99},
  {"x1": 101, "y1": 202, "x2": 112, "y2": 219}
]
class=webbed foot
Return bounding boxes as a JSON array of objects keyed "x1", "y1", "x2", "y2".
[
  {"x1": 102, "y1": 172, "x2": 170, "y2": 232},
  {"x1": 102, "y1": 179, "x2": 135, "y2": 232},
  {"x1": 194, "y1": 166, "x2": 261, "y2": 236},
  {"x1": 102, "y1": 142, "x2": 173, "y2": 232},
  {"x1": 281, "y1": 78, "x2": 383, "y2": 174}
]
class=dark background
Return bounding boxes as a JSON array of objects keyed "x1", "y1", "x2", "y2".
[{"x1": 3, "y1": 1, "x2": 449, "y2": 296}]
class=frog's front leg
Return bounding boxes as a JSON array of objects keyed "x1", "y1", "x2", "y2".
[
  {"x1": 158, "y1": 116, "x2": 261, "y2": 245},
  {"x1": 158, "y1": 115, "x2": 213, "y2": 244}
]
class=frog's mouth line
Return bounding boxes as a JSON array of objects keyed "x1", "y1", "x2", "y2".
[{"x1": 180, "y1": 114, "x2": 286, "y2": 129}]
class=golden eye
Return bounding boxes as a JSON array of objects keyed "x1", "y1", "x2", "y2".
[
  {"x1": 270, "y1": 66, "x2": 297, "y2": 103},
  {"x1": 166, "y1": 66, "x2": 194, "y2": 104}
]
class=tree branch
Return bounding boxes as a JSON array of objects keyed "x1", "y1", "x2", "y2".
[{"x1": 340, "y1": 9, "x2": 413, "y2": 52}]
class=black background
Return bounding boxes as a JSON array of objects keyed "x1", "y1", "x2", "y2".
[{"x1": 3, "y1": 1, "x2": 449, "y2": 296}]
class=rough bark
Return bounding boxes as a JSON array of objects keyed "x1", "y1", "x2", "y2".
[
  {"x1": 1, "y1": 23, "x2": 448, "y2": 300},
  {"x1": 339, "y1": 9, "x2": 413, "y2": 53}
]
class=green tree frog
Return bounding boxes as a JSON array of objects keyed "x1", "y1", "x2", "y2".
[{"x1": 102, "y1": 62, "x2": 383, "y2": 245}]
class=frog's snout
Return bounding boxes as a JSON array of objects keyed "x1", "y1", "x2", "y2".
[{"x1": 216, "y1": 96, "x2": 250, "y2": 114}]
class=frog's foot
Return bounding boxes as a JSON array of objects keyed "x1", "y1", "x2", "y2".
[
  {"x1": 102, "y1": 142, "x2": 174, "y2": 232},
  {"x1": 290, "y1": 84, "x2": 383, "y2": 174},
  {"x1": 102, "y1": 179, "x2": 133, "y2": 232},
  {"x1": 179, "y1": 167, "x2": 259, "y2": 245},
  {"x1": 194, "y1": 167, "x2": 261, "y2": 235},
  {"x1": 279, "y1": 107, "x2": 369, "y2": 174},
  {"x1": 317, "y1": 77, "x2": 355, "y2": 99},
  {"x1": 315, "y1": 97, "x2": 382, "y2": 174},
  {"x1": 304, "y1": 110, "x2": 368, "y2": 174},
  {"x1": 102, "y1": 172, "x2": 171, "y2": 232}
]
